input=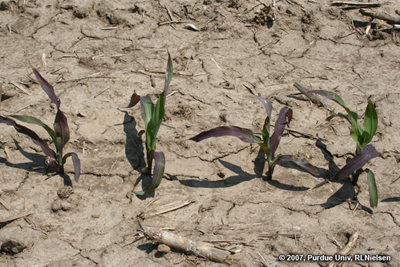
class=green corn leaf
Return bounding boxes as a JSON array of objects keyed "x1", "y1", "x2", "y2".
[
  {"x1": 326, "y1": 113, "x2": 352, "y2": 124},
  {"x1": 258, "y1": 143, "x2": 272, "y2": 160},
  {"x1": 11, "y1": 115, "x2": 57, "y2": 143},
  {"x1": 262, "y1": 116, "x2": 270, "y2": 145},
  {"x1": 364, "y1": 99, "x2": 378, "y2": 143},
  {"x1": 366, "y1": 168, "x2": 378, "y2": 208},
  {"x1": 140, "y1": 95, "x2": 154, "y2": 132},
  {"x1": 349, "y1": 114, "x2": 364, "y2": 149},
  {"x1": 135, "y1": 151, "x2": 165, "y2": 195},
  {"x1": 0, "y1": 116, "x2": 56, "y2": 159},
  {"x1": 312, "y1": 90, "x2": 352, "y2": 116},
  {"x1": 147, "y1": 95, "x2": 165, "y2": 151}
]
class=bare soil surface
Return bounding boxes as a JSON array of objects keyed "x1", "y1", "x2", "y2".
[{"x1": 1, "y1": 0, "x2": 400, "y2": 266}]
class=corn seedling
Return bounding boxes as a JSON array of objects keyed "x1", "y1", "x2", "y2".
[
  {"x1": 0, "y1": 68, "x2": 81, "y2": 182},
  {"x1": 189, "y1": 86, "x2": 319, "y2": 180},
  {"x1": 127, "y1": 51, "x2": 173, "y2": 195},
  {"x1": 312, "y1": 91, "x2": 380, "y2": 207}
]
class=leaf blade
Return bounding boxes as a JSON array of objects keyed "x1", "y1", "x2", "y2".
[
  {"x1": 11, "y1": 115, "x2": 57, "y2": 142},
  {"x1": 332, "y1": 143, "x2": 380, "y2": 182},
  {"x1": 312, "y1": 90, "x2": 351, "y2": 115},
  {"x1": 127, "y1": 92, "x2": 141, "y2": 108},
  {"x1": 63, "y1": 152, "x2": 81, "y2": 182},
  {"x1": 32, "y1": 68, "x2": 60, "y2": 108},
  {"x1": 0, "y1": 116, "x2": 56, "y2": 159},
  {"x1": 274, "y1": 155, "x2": 319, "y2": 176},
  {"x1": 162, "y1": 51, "x2": 173, "y2": 109},
  {"x1": 363, "y1": 99, "x2": 378, "y2": 144},
  {"x1": 244, "y1": 85, "x2": 272, "y2": 132},
  {"x1": 270, "y1": 107, "x2": 292, "y2": 157},
  {"x1": 134, "y1": 151, "x2": 165, "y2": 195},
  {"x1": 189, "y1": 126, "x2": 262, "y2": 144},
  {"x1": 140, "y1": 95, "x2": 154, "y2": 132},
  {"x1": 366, "y1": 168, "x2": 378, "y2": 208}
]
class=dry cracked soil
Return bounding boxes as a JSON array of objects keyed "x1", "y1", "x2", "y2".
[{"x1": 0, "y1": 0, "x2": 400, "y2": 266}]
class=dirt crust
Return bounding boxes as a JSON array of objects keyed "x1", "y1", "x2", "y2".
[{"x1": 1, "y1": 0, "x2": 400, "y2": 266}]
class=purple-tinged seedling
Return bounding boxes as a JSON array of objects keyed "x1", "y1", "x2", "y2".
[
  {"x1": 311, "y1": 90, "x2": 380, "y2": 207},
  {"x1": 126, "y1": 51, "x2": 172, "y2": 195},
  {"x1": 189, "y1": 85, "x2": 319, "y2": 180},
  {"x1": 0, "y1": 68, "x2": 81, "y2": 182}
]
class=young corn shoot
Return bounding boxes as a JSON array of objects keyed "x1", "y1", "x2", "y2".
[
  {"x1": 0, "y1": 68, "x2": 81, "y2": 182},
  {"x1": 189, "y1": 85, "x2": 319, "y2": 180},
  {"x1": 311, "y1": 90, "x2": 380, "y2": 207},
  {"x1": 127, "y1": 51, "x2": 173, "y2": 195}
]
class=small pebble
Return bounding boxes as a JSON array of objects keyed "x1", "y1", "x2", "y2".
[{"x1": 157, "y1": 244, "x2": 171, "y2": 254}]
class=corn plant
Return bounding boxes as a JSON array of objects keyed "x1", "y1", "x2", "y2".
[
  {"x1": 312, "y1": 91, "x2": 380, "y2": 207},
  {"x1": 126, "y1": 52, "x2": 173, "y2": 195},
  {"x1": 0, "y1": 68, "x2": 81, "y2": 182},
  {"x1": 189, "y1": 86, "x2": 319, "y2": 180}
]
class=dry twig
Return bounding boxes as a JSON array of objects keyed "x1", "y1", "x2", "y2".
[
  {"x1": 143, "y1": 229, "x2": 231, "y2": 262},
  {"x1": 0, "y1": 197, "x2": 11, "y2": 210},
  {"x1": 332, "y1": 2, "x2": 382, "y2": 7},
  {"x1": 0, "y1": 211, "x2": 33, "y2": 224},
  {"x1": 94, "y1": 86, "x2": 110, "y2": 98},
  {"x1": 10, "y1": 81, "x2": 32, "y2": 96},
  {"x1": 259, "y1": 233, "x2": 301, "y2": 239},
  {"x1": 390, "y1": 175, "x2": 400, "y2": 185},
  {"x1": 360, "y1": 9, "x2": 400, "y2": 25},
  {"x1": 145, "y1": 200, "x2": 194, "y2": 218},
  {"x1": 159, "y1": 20, "x2": 184, "y2": 26},
  {"x1": 327, "y1": 230, "x2": 360, "y2": 267}
]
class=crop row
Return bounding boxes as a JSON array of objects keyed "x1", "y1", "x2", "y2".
[{"x1": 0, "y1": 51, "x2": 381, "y2": 208}]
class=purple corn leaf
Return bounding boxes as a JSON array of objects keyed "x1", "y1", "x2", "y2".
[
  {"x1": 32, "y1": 68, "x2": 60, "y2": 109},
  {"x1": 274, "y1": 155, "x2": 319, "y2": 176},
  {"x1": 313, "y1": 143, "x2": 380, "y2": 189},
  {"x1": 189, "y1": 126, "x2": 262, "y2": 144},
  {"x1": 366, "y1": 168, "x2": 378, "y2": 208},
  {"x1": 0, "y1": 116, "x2": 56, "y2": 159},
  {"x1": 63, "y1": 152, "x2": 81, "y2": 182},
  {"x1": 312, "y1": 179, "x2": 330, "y2": 189},
  {"x1": 54, "y1": 110, "x2": 70, "y2": 148},
  {"x1": 270, "y1": 107, "x2": 292, "y2": 158},
  {"x1": 135, "y1": 151, "x2": 165, "y2": 195},
  {"x1": 0, "y1": 83, "x2": 2, "y2": 109},
  {"x1": 47, "y1": 159, "x2": 60, "y2": 171},
  {"x1": 244, "y1": 85, "x2": 272, "y2": 131},
  {"x1": 332, "y1": 143, "x2": 380, "y2": 181},
  {"x1": 127, "y1": 92, "x2": 141, "y2": 108}
]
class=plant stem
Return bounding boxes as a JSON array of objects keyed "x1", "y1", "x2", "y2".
[
  {"x1": 59, "y1": 164, "x2": 65, "y2": 174},
  {"x1": 266, "y1": 165, "x2": 273, "y2": 180},
  {"x1": 147, "y1": 152, "x2": 153, "y2": 176}
]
